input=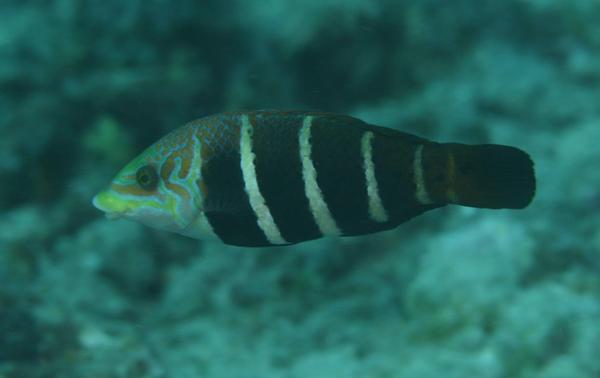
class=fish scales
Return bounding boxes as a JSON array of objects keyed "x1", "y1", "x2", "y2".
[{"x1": 93, "y1": 110, "x2": 536, "y2": 247}]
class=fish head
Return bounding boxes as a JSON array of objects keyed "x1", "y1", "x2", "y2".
[{"x1": 92, "y1": 129, "x2": 204, "y2": 234}]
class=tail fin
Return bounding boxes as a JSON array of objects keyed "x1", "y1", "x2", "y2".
[{"x1": 446, "y1": 143, "x2": 536, "y2": 209}]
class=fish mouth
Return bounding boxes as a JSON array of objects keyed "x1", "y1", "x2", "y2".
[{"x1": 92, "y1": 190, "x2": 128, "y2": 220}]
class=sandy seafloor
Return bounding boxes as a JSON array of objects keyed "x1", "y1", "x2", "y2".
[{"x1": 1, "y1": 1, "x2": 599, "y2": 377}]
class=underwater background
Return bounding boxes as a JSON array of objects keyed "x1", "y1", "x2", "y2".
[{"x1": 1, "y1": 0, "x2": 599, "y2": 377}]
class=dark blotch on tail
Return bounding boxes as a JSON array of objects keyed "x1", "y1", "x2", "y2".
[{"x1": 449, "y1": 144, "x2": 536, "y2": 209}]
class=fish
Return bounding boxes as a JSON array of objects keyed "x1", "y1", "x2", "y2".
[{"x1": 92, "y1": 110, "x2": 536, "y2": 247}]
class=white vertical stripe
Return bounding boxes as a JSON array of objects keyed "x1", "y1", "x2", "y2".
[
  {"x1": 361, "y1": 131, "x2": 389, "y2": 222},
  {"x1": 299, "y1": 116, "x2": 342, "y2": 236},
  {"x1": 240, "y1": 115, "x2": 287, "y2": 245},
  {"x1": 414, "y1": 145, "x2": 434, "y2": 205}
]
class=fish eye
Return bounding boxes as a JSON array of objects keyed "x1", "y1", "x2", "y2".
[{"x1": 136, "y1": 165, "x2": 159, "y2": 191}]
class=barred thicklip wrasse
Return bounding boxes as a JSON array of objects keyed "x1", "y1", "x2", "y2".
[{"x1": 92, "y1": 111, "x2": 536, "y2": 247}]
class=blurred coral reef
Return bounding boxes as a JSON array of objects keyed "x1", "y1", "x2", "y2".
[{"x1": 1, "y1": 0, "x2": 599, "y2": 377}]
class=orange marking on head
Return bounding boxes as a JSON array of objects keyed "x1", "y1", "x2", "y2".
[
  {"x1": 159, "y1": 151, "x2": 191, "y2": 201},
  {"x1": 111, "y1": 183, "x2": 155, "y2": 197},
  {"x1": 178, "y1": 157, "x2": 191, "y2": 179},
  {"x1": 166, "y1": 180, "x2": 191, "y2": 201},
  {"x1": 197, "y1": 179, "x2": 208, "y2": 198},
  {"x1": 160, "y1": 157, "x2": 175, "y2": 183},
  {"x1": 178, "y1": 132, "x2": 193, "y2": 179}
]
